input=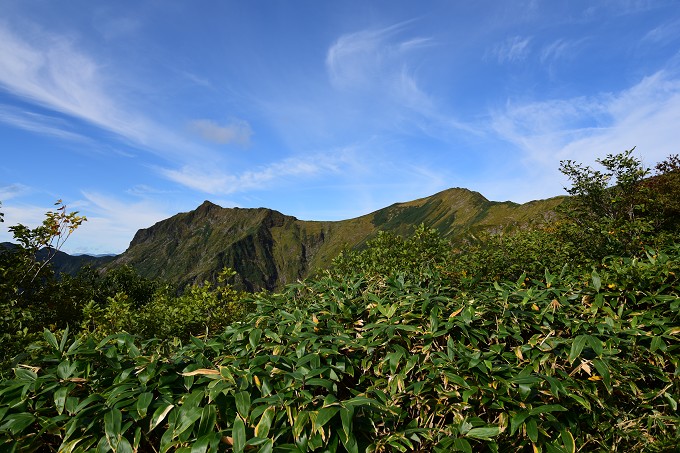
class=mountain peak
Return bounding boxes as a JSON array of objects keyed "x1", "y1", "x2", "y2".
[
  {"x1": 112, "y1": 188, "x2": 565, "y2": 292},
  {"x1": 196, "y1": 200, "x2": 222, "y2": 211}
]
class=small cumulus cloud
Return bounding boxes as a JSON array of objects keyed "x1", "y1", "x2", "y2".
[
  {"x1": 189, "y1": 118, "x2": 253, "y2": 146},
  {"x1": 489, "y1": 36, "x2": 532, "y2": 64}
]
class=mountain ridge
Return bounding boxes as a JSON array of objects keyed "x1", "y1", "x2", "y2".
[{"x1": 108, "y1": 187, "x2": 566, "y2": 291}]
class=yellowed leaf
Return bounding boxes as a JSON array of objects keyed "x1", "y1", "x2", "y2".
[
  {"x1": 180, "y1": 368, "x2": 220, "y2": 376},
  {"x1": 449, "y1": 306, "x2": 464, "y2": 318}
]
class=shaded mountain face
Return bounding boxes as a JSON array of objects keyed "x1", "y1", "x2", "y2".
[
  {"x1": 1, "y1": 242, "x2": 114, "y2": 276},
  {"x1": 108, "y1": 188, "x2": 566, "y2": 291}
]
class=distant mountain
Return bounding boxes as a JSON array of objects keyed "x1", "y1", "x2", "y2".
[
  {"x1": 0, "y1": 242, "x2": 114, "y2": 276},
  {"x1": 108, "y1": 188, "x2": 566, "y2": 291}
]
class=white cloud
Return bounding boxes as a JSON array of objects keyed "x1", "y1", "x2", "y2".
[
  {"x1": 0, "y1": 183, "x2": 32, "y2": 202},
  {"x1": 159, "y1": 152, "x2": 346, "y2": 195},
  {"x1": 71, "y1": 192, "x2": 172, "y2": 254},
  {"x1": 540, "y1": 38, "x2": 584, "y2": 63},
  {"x1": 325, "y1": 23, "x2": 433, "y2": 100},
  {"x1": 490, "y1": 36, "x2": 532, "y2": 64},
  {"x1": 0, "y1": 21, "x2": 214, "y2": 162},
  {"x1": 189, "y1": 118, "x2": 252, "y2": 146},
  {"x1": 0, "y1": 105, "x2": 93, "y2": 144},
  {"x1": 0, "y1": 203, "x2": 50, "y2": 242},
  {"x1": 489, "y1": 69, "x2": 680, "y2": 200}
]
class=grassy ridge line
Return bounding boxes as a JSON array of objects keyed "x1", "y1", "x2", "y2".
[
  {"x1": 1, "y1": 245, "x2": 678, "y2": 451},
  {"x1": 108, "y1": 188, "x2": 564, "y2": 291}
]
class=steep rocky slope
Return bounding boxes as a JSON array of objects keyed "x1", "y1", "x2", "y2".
[{"x1": 109, "y1": 188, "x2": 565, "y2": 291}]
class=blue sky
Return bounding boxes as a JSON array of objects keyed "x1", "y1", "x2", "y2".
[{"x1": 1, "y1": 1, "x2": 679, "y2": 254}]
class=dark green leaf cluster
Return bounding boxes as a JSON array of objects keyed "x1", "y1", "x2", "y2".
[
  {"x1": 330, "y1": 224, "x2": 450, "y2": 282},
  {"x1": 1, "y1": 243, "x2": 678, "y2": 451}
]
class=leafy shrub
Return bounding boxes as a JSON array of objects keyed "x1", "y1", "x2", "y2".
[
  {"x1": 2, "y1": 246, "x2": 678, "y2": 451},
  {"x1": 330, "y1": 224, "x2": 451, "y2": 282},
  {"x1": 80, "y1": 268, "x2": 254, "y2": 342},
  {"x1": 0, "y1": 202, "x2": 86, "y2": 372}
]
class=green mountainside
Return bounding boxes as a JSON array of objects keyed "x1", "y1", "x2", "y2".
[{"x1": 109, "y1": 188, "x2": 565, "y2": 290}]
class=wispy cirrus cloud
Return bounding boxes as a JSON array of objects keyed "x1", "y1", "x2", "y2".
[
  {"x1": 159, "y1": 151, "x2": 350, "y2": 195},
  {"x1": 189, "y1": 118, "x2": 252, "y2": 146},
  {"x1": 0, "y1": 105, "x2": 93, "y2": 144},
  {"x1": 540, "y1": 38, "x2": 585, "y2": 63},
  {"x1": 325, "y1": 23, "x2": 434, "y2": 107},
  {"x1": 489, "y1": 36, "x2": 533, "y2": 64},
  {"x1": 0, "y1": 183, "x2": 32, "y2": 202},
  {"x1": 318, "y1": 23, "x2": 482, "y2": 143},
  {"x1": 643, "y1": 18, "x2": 680, "y2": 45},
  {"x1": 0, "y1": 21, "x2": 212, "y2": 161},
  {"x1": 489, "y1": 69, "x2": 680, "y2": 198}
]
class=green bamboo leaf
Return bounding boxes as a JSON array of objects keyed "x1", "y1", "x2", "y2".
[
  {"x1": 528, "y1": 404, "x2": 567, "y2": 416},
  {"x1": 1, "y1": 412, "x2": 35, "y2": 435},
  {"x1": 304, "y1": 378, "x2": 334, "y2": 390},
  {"x1": 465, "y1": 426, "x2": 500, "y2": 440},
  {"x1": 233, "y1": 417, "x2": 246, "y2": 453},
  {"x1": 314, "y1": 407, "x2": 339, "y2": 433},
  {"x1": 650, "y1": 336, "x2": 666, "y2": 353},
  {"x1": 174, "y1": 405, "x2": 202, "y2": 436},
  {"x1": 340, "y1": 407, "x2": 353, "y2": 440},
  {"x1": 54, "y1": 386, "x2": 68, "y2": 415},
  {"x1": 586, "y1": 335, "x2": 604, "y2": 357},
  {"x1": 257, "y1": 438, "x2": 274, "y2": 453},
  {"x1": 105, "y1": 408, "x2": 123, "y2": 448},
  {"x1": 190, "y1": 435, "x2": 211, "y2": 453},
  {"x1": 133, "y1": 427, "x2": 141, "y2": 451},
  {"x1": 254, "y1": 406, "x2": 275, "y2": 438},
  {"x1": 592, "y1": 359, "x2": 612, "y2": 392},
  {"x1": 116, "y1": 438, "x2": 134, "y2": 453},
  {"x1": 561, "y1": 428, "x2": 575, "y2": 453},
  {"x1": 197, "y1": 405, "x2": 217, "y2": 437},
  {"x1": 569, "y1": 393, "x2": 591, "y2": 411},
  {"x1": 343, "y1": 396, "x2": 381, "y2": 408},
  {"x1": 249, "y1": 328, "x2": 262, "y2": 349},
  {"x1": 526, "y1": 418, "x2": 538, "y2": 443},
  {"x1": 235, "y1": 391, "x2": 251, "y2": 419},
  {"x1": 59, "y1": 326, "x2": 70, "y2": 353},
  {"x1": 510, "y1": 412, "x2": 530, "y2": 436},
  {"x1": 44, "y1": 329, "x2": 59, "y2": 351},
  {"x1": 568, "y1": 335, "x2": 589, "y2": 363},
  {"x1": 57, "y1": 360, "x2": 76, "y2": 380},
  {"x1": 13, "y1": 367, "x2": 37, "y2": 382},
  {"x1": 150, "y1": 403, "x2": 174, "y2": 431},
  {"x1": 293, "y1": 410, "x2": 310, "y2": 439},
  {"x1": 664, "y1": 392, "x2": 678, "y2": 411},
  {"x1": 453, "y1": 438, "x2": 472, "y2": 453},
  {"x1": 591, "y1": 270, "x2": 601, "y2": 292},
  {"x1": 340, "y1": 432, "x2": 358, "y2": 453},
  {"x1": 137, "y1": 392, "x2": 153, "y2": 418}
]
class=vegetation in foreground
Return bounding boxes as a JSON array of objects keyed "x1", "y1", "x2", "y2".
[{"x1": 0, "y1": 150, "x2": 678, "y2": 451}]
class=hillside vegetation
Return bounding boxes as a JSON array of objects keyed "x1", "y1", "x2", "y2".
[
  {"x1": 0, "y1": 150, "x2": 678, "y2": 452},
  {"x1": 108, "y1": 188, "x2": 564, "y2": 291}
]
